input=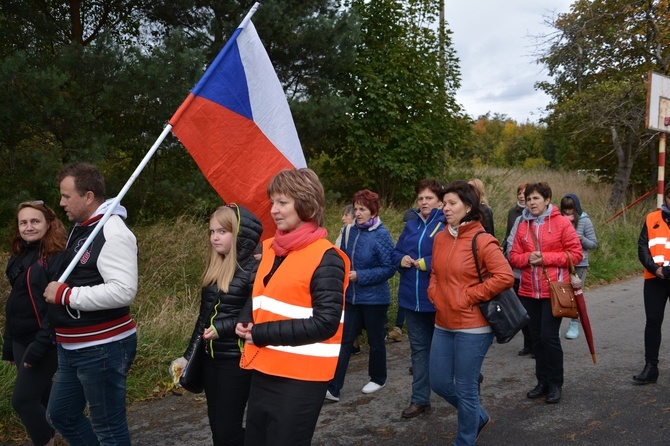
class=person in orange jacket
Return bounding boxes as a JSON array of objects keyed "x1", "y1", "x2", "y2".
[{"x1": 428, "y1": 180, "x2": 514, "y2": 445}]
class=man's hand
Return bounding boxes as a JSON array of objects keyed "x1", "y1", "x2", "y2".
[{"x1": 44, "y1": 281, "x2": 64, "y2": 304}]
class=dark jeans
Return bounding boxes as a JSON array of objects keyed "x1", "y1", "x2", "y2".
[
  {"x1": 521, "y1": 297, "x2": 564, "y2": 387},
  {"x1": 12, "y1": 338, "x2": 57, "y2": 446},
  {"x1": 393, "y1": 307, "x2": 406, "y2": 329},
  {"x1": 404, "y1": 310, "x2": 435, "y2": 405},
  {"x1": 47, "y1": 333, "x2": 137, "y2": 446},
  {"x1": 328, "y1": 303, "x2": 388, "y2": 398},
  {"x1": 643, "y1": 278, "x2": 670, "y2": 364},
  {"x1": 202, "y1": 355, "x2": 251, "y2": 446},
  {"x1": 245, "y1": 371, "x2": 327, "y2": 446}
]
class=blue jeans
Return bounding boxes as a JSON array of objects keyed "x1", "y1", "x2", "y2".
[
  {"x1": 430, "y1": 328, "x2": 493, "y2": 446},
  {"x1": 328, "y1": 303, "x2": 388, "y2": 398},
  {"x1": 47, "y1": 333, "x2": 137, "y2": 446},
  {"x1": 404, "y1": 310, "x2": 435, "y2": 405}
]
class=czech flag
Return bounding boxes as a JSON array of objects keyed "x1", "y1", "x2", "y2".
[{"x1": 170, "y1": 4, "x2": 306, "y2": 240}]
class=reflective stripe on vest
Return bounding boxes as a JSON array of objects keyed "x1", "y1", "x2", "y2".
[
  {"x1": 240, "y1": 238, "x2": 349, "y2": 381},
  {"x1": 644, "y1": 210, "x2": 670, "y2": 279}
]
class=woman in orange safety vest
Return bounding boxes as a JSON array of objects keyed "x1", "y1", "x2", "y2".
[{"x1": 236, "y1": 168, "x2": 350, "y2": 445}]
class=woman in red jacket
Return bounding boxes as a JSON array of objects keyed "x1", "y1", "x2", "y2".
[
  {"x1": 428, "y1": 181, "x2": 513, "y2": 445},
  {"x1": 509, "y1": 182, "x2": 583, "y2": 404}
]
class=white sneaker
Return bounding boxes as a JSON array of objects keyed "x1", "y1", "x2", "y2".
[
  {"x1": 361, "y1": 381, "x2": 386, "y2": 394},
  {"x1": 325, "y1": 390, "x2": 339, "y2": 402},
  {"x1": 565, "y1": 319, "x2": 579, "y2": 339}
]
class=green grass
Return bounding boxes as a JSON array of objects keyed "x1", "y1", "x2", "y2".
[{"x1": 0, "y1": 168, "x2": 649, "y2": 442}]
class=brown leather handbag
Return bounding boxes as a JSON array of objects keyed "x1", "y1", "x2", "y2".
[{"x1": 543, "y1": 251, "x2": 579, "y2": 319}]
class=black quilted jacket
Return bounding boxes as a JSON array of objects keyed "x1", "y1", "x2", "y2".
[{"x1": 183, "y1": 204, "x2": 262, "y2": 360}]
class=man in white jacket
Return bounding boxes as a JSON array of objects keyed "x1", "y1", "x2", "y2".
[{"x1": 44, "y1": 162, "x2": 138, "y2": 445}]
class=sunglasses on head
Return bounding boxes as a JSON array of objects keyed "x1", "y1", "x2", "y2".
[{"x1": 18, "y1": 200, "x2": 45, "y2": 209}]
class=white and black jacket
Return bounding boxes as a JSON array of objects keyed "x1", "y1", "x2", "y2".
[{"x1": 47, "y1": 203, "x2": 138, "y2": 346}]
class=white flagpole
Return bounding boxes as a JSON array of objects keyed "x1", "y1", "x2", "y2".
[
  {"x1": 57, "y1": 124, "x2": 173, "y2": 282},
  {"x1": 57, "y1": 2, "x2": 263, "y2": 283}
]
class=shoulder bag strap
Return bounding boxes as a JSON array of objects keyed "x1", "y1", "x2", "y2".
[
  {"x1": 528, "y1": 221, "x2": 552, "y2": 284},
  {"x1": 25, "y1": 266, "x2": 43, "y2": 329},
  {"x1": 471, "y1": 231, "x2": 486, "y2": 284},
  {"x1": 565, "y1": 250, "x2": 575, "y2": 274}
]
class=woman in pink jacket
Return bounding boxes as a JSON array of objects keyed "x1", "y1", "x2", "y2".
[{"x1": 510, "y1": 182, "x2": 582, "y2": 404}]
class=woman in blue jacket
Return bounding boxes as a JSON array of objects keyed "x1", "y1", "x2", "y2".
[
  {"x1": 326, "y1": 189, "x2": 396, "y2": 401},
  {"x1": 391, "y1": 179, "x2": 445, "y2": 418}
]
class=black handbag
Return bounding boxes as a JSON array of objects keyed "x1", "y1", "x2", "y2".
[
  {"x1": 472, "y1": 231, "x2": 530, "y2": 344},
  {"x1": 179, "y1": 334, "x2": 205, "y2": 393}
]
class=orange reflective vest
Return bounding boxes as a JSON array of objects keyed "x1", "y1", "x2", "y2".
[
  {"x1": 644, "y1": 210, "x2": 670, "y2": 279},
  {"x1": 240, "y1": 238, "x2": 349, "y2": 381}
]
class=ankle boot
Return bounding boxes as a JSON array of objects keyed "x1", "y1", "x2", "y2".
[{"x1": 633, "y1": 362, "x2": 659, "y2": 384}]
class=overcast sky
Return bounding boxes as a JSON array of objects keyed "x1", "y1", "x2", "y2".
[{"x1": 445, "y1": 0, "x2": 574, "y2": 123}]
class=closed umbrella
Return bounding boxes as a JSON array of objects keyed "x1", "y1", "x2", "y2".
[{"x1": 570, "y1": 274, "x2": 596, "y2": 364}]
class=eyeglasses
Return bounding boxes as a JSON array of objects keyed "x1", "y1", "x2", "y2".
[{"x1": 18, "y1": 200, "x2": 45, "y2": 209}]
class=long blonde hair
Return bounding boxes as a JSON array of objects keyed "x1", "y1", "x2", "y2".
[
  {"x1": 468, "y1": 178, "x2": 489, "y2": 207},
  {"x1": 201, "y1": 206, "x2": 239, "y2": 292}
]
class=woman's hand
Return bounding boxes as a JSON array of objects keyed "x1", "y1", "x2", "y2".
[
  {"x1": 401, "y1": 255, "x2": 414, "y2": 268},
  {"x1": 235, "y1": 322, "x2": 254, "y2": 344},
  {"x1": 203, "y1": 326, "x2": 218, "y2": 340},
  {"x1": 349, "y1": 271, "x2": 358, "y2": 282},
  {"x1": 528, "y1": 251, "x2": 543, "y2": 266},
  {"x1": 655, "y1": 267, "x2": 665, "y2": 279}
]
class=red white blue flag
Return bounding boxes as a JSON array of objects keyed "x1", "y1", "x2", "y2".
[{"x1": 170, "y1": 6, "x2": 306, "y2": 240}]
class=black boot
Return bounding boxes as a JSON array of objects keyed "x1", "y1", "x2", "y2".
[
  {"x1": 546, "y1": 385, "x2": 562, "y2": 404},
  {"x1": 526, "y1": 383, "x2": 548, "y2": 399},
  {"x1": 633, "y1": 362, "x2": 659, "y2": 384}
]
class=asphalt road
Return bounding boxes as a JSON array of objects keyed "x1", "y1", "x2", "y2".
[
  {"x1": 127, "y1": 275, "x2": 670, "y2": 445},
  {"x1": 8, "y1": 276, "x2": 668, "y2": 445}
]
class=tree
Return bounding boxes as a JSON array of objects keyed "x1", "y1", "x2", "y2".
[
  {"x1": 324, "y1": 0, "x2": 467, "y2": 202},
  {"x1": 537, "y1": 0, "x2": 670, "y2": 210},
  {"x1": 0, "y1": 1, "x2": 358, "y2": 229},
  {"x1": 466, "y1": 114, "x2": 547, "y2": 168}
]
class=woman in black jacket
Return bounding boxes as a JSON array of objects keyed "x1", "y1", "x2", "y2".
[
  {"x1": 4, "y1": 201, "x2": 66, "y2": 446},
  {"x1": 172, "y1": 204, "x2": 261, "y2": 446}
]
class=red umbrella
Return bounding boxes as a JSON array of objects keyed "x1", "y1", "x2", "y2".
[{"x1": 571, "y1": 277, "x2": 596, "y2": 364}]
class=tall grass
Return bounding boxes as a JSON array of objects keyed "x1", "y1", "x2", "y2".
[{"x1": 0, "y1": 169, "x2": 651, "y2": 442}]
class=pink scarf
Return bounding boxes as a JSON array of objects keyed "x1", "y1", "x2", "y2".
[{"x1": 271, "y1": 221, "x2": 328, "y2": 257}]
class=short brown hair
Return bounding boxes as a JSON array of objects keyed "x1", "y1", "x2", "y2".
[
  {"x1": 524, "y1": 182, "x2": 552, "y2": 200},
  {"x1": 56, "y1": 163, "x2": 106, "y2": 201},
  {"x1": 415, "y1": 178, "x2": 442, "y2": 197},
  {"x1": 352, "y1": 189, "x2": 381, "y2": 217},
  {"x1": 267, "y1": 168, "x2": 326, "y2": 227}
]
